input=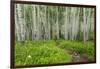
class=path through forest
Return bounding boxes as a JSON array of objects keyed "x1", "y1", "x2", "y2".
[
  {"x1": 55, "y1": 41, "x2": 88, "y2": 62},
  {"x1": 68, "y1": 51, "x2": 88, "y2": 62}
]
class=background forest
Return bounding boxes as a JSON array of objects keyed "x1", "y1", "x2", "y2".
[{"x1": 14, "y1": 4, "x2": 95, "y2": 65}]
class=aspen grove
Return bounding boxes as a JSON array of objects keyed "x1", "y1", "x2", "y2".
[
  {"x1": 15, "y1": 4, "x2": 94, "y2": 42},
  {"x1": 14, "y1": 4, "x2": 95, "y2": 65}
]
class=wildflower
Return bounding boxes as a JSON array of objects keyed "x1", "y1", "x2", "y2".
[{"x1": 28, "y1": 55, "x2": 32, "y2": 58}]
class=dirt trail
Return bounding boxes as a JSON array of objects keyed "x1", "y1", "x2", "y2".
[
  {"x1": 55, "y1": 41, "x2": 88, "y2": 62},
  {"x1": 70, "y1": 51, "x2": 88, "y2": 62}
]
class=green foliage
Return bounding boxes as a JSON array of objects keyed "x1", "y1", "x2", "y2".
[
  {"x1": 15, "y1": 40, "x2": 72, "y2": 65},
  {"x1": 15, "y1": 40, "x2": 94, "y2": 66},
  {"x1": 88, "y1": 32, "x2": 94, "y2": 41},
  {"x1": 59, "y1": 40, "x2": 94, "y2": 61}
]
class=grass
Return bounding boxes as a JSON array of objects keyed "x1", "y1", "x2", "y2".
[
  {"x1": 15, "y1": 40, "x2": 72, "y2": 65},
  {"x1": 15, "y1": 40, "x2": 95, "y2": 66},
  {"x1": 57, "y1": 40, "x2": 95, "y2": 61}
]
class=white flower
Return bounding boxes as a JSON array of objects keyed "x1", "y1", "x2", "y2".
[{"x1": 28, "y1": 55, "x2": 31, "y2": 58}]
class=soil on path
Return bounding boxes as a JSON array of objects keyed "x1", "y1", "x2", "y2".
[{"x1": 55, "y1": 41, "x2": 88, "y2": 62}]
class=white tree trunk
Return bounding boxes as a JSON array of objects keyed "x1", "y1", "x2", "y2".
[
  {"x1": 56, "y1": 7, "x2": 59, "y2": 39},
  {"x1": 83, "y1": 8, "x2": 87, "y2": 43}
]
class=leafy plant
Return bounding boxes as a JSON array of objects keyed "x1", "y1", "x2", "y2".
[
  {"x1": 15, "y1": 40, "x2": 72, "y2": 65},
  {"x1": 59, "y1": 40, "x2": 94, "y2": 61}
]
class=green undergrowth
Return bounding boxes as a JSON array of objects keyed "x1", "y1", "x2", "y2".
[
  {"x1": 15, "y1": 40, "x2": 94, "y2": 66},
  {"x1": 57, "y1": 40, "x2": 94, "y2": 61},
  {"x1": 15, "y1": 40, "x2": 72, "y2": 65}
]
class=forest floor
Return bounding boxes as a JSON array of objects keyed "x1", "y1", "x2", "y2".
[
  {"x1": 56, "y1": 45, "x2": 88, "y2": 62},
  {"x1": 55, "y1": 42, "x2": 88, "y2": 62},
  {"x1": 15, "y1": 40, "x2": 94, "y2": 66}
]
